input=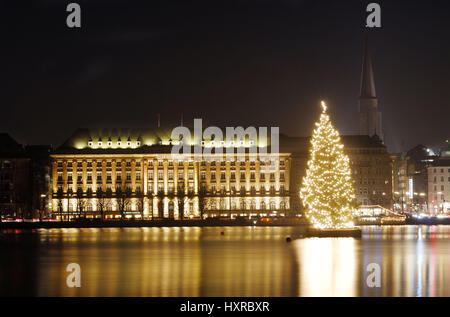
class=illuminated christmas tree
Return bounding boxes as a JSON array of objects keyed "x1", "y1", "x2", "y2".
[{"x1": 300, "y1": 101, "x2": 356, "y2": 229}]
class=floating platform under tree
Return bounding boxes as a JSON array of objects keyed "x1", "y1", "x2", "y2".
[{"x1": 306, "y1": 226, "x2": 362, "y2": 238}]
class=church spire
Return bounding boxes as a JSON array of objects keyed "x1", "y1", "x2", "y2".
[
  {"x1": 358, "y1": 30, "x2": 383, "y2": 143},
  {"x1": 360, "y1": 32, "x2": 376, "y2": 98}
]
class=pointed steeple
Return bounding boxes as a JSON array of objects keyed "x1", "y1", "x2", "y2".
[
  {"x1": 360, "y1": 32, "x2": 376, "y2": 98},
  {"x1": 358, "y1": 31, "x2": 383, "y2": 143}
]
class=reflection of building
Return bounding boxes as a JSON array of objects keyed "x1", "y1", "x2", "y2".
[
  {"x1": 0, "y1": 133, "x2": 52, "y2": 218},
  {"x1": 51, "y1": 129, "x2": 392, "y2": 219}
]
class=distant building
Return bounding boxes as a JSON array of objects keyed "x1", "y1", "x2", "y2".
[
  {"x1": 0, "y1": 133, "x2": 52, "y2": 219},
  {"x1": 392, "y1": 141, "x2": 450, "y2": 214},
  {"x1": 0, "y1": 133, "x2": 30, "y2": 218},
  {"x1": 358, "y1": 33, "x2": 383, "y2": 142},
  {"x1": 391, "y1": 145, "x2": 430, "y2": 213},
  {"x1": 427, "y1": 144, "x2": 450, "y2": 214},
  {"x1": 50, "y1": 128, "x2": 392, "y2": 220}
]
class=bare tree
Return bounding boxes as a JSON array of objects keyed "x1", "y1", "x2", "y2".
[
  {"x1": 157, "y1": 190, "x2": 165, "y2": 218},
  {"x1": 198, "y1": 185, "x2": 208, "y2": 220},
  {"x1": 75, "y1": 187, "x2": 86, "y2": 218},
  {"x1": 96, "y1": 188, "x2": 108, "y2": 220},
  {"x1": 116, "y1": 187, "x2": 132, "y2": 219},
  {"x1": 176, "y1": 189, "x2": 185, "y2": 220}
]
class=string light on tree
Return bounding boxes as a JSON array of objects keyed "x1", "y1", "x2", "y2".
[{"x1": 300, "y1": 101, "x2": 356, "y2": 229}]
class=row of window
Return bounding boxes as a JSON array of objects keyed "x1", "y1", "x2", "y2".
[
  {"x1": 56, "y1": 183, "x2": 287, "y2": 196},
  {"x1": 432, "y1": 176, "x2": 450, "y2": 182},
  {"x1": 357, "y1": 188, "x2": 387, "y2": 196},
  {"x1": 432, "y1": 185, "x2": 449, "y2": 192},
  {"x1": 209, "y1": 200, "x2": 287, "y2": 210},
  {"x1": 432, "y1": 168, "x2": 450, "y2": 174},
  {"x1": 58, "y1": 170, "x2": 285, "y2": 183},
  {"x1": 57, "y1": 159, "x2": 286, "y2": 168}
]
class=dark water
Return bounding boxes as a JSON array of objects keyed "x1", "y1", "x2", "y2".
[{"x1": 0, "y1": 225, "x2": 449, "y2": 297}]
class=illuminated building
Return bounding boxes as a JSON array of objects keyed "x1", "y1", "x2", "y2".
[
  {"x1": 391, "y1": 145, "x2": 430, "y2": 213},
  {"x1": 50, "y1": 129, "x2": 392, "y2": 219},
  {"x1": 427, "y1": 146, "x2": 450, "y2": 214}
]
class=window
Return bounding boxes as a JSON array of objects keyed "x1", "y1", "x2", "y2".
[
  {"x1": 126, "y1": 172, "x2": 131, "y2": 181},
  {"x1": 201, "y1": 171, "x2": 206, "y2": 180},
  {"x1": 116, "y1": 162, "x2": 121, "y2": 168},
  {"x1": 179, "y1": 171, "x2": 183, "y2": 180},
  {"x1": 158, "y1": 171, "x2": 163, "y2": 180},
  {"x1": 280, "y1": 172, "x2": 285, "y2": 181},
  {"x1": 136, "y1": 172, "x2": 141, "y2": 181},
  {"x1": 188, "y1": 171, "x2": 193, "y2": 180},
  {"x1": 250, "y1": 172, "x2": 255, "y2": 180},
  {"x1": 240, "y1": 172, "x2": 245, "y2": 180},
  {"x1": 270, "y1": 185, "x2": 275, "y2": 195},
  {"x1": 270, "y1": 201, "x2": 276, "y2": 210},
  {"x1": 211, "y1": 171, "x2": 216, "y2": 180},
  {"x1": 169, "y1": 170, "x2": 173, "y2": 180}
]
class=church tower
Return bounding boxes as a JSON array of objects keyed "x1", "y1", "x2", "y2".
[{"x1": 358, "y1": 32, "x2": 383, "y2": 142}]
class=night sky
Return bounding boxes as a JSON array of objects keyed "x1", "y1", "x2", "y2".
[{"x1": 2, "y1": 0, "x2": 450, "y2": 153}]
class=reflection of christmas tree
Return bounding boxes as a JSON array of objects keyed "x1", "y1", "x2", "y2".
[{"x1": 300, "y1": 101, "x2": 356, "y2": 229}]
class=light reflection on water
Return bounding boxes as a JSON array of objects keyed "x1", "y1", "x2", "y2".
[{"x1": 0, "y1": 225, "x2": 449, "y2": 297}]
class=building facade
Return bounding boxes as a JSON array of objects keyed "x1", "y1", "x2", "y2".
[
  {"x1": 50, "y1": 129, "x2": 392, "y2": 220},
  {"x1": 391, "y1": 145, "x2": 430, "y2": 213},
  {"x1": 0, "y1": 133, "x2": 51, "y2": 219},
  {"x1": 427, "y1": 155, "x2": 450, "y2": 214}
]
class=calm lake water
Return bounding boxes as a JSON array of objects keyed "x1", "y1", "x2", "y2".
[{"x1": 1, "y1": 225, "x2": 449, "y2": 297}]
